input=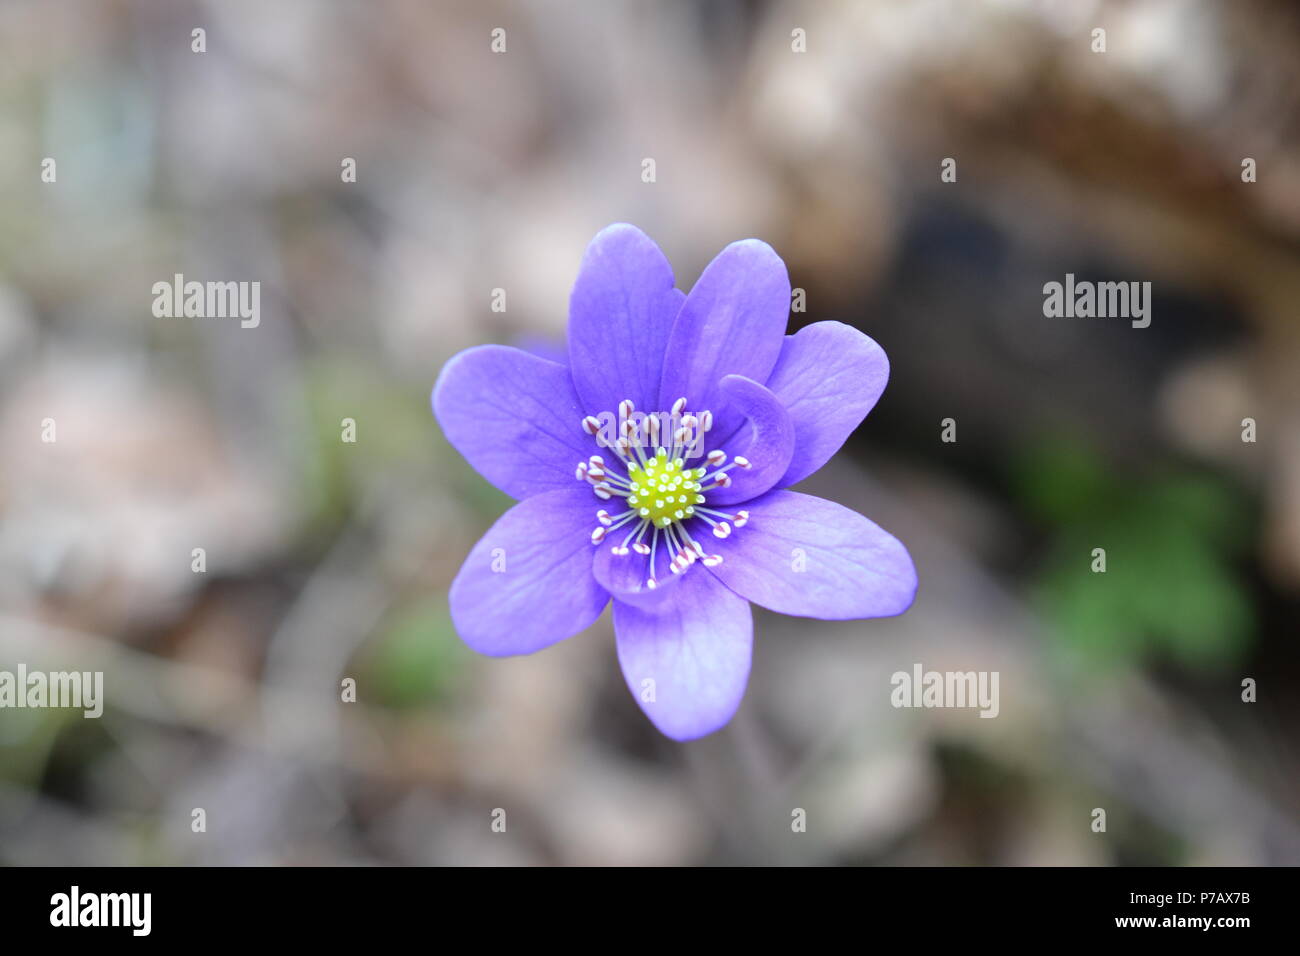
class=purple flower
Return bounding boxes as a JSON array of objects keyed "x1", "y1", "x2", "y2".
[{"x1": 433, "y1": 224, "x2": 917, "y2": 740}]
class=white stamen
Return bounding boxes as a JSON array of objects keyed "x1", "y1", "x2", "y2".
[
  {"x1": 616, "y1": 518, "x2": 649, "y2": 553},
  {"x1": 582, "y1": 416, "x2": 602, "y2": 436},
  {"x1": 671, "y1": 397, "x2": 687, "y2": 415},
  {"x1": 712, "y1": 521, "x2": 731, "y2": 539},
  {"x1": 648, "y1": 527, "x2": 660, "y2": 584},
  {"x1": 733, "y1": 456, "x2": 751, "y2": 470},
  {"x1": 591, "y1": 527, "x2": 607, "y2": 544},
  {"x1": 607, "y1": 511, "x2": 639, "y2": 533}
]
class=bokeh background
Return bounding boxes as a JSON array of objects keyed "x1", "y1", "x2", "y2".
[{"x1": 2, "y1": 0, "x2": 1299, "y2": 866}]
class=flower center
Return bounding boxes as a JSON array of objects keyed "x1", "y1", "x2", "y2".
[
  {"x1": 575, "y1": 397, "x2": 752, "y2": 589},
  {"x1": 627, "y1": 452, "x2": 705, "y2": 528}
]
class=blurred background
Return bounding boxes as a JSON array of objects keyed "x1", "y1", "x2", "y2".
[{"x1": 2, "y1": 0, "x2": 1299, "y2": 866}]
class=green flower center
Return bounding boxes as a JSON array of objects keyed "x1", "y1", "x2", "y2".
[{"x1": 627, "y1": 452, "x2": 707, "y2": 528}]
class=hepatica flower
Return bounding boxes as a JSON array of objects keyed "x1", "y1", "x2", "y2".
[{"x1": 433, "y1": 224, "x2": 917, "y2": 740}]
